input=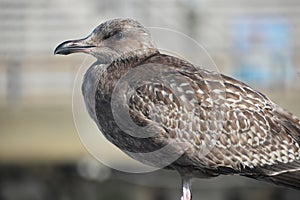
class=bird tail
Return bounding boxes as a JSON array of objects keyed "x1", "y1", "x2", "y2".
[
  {"x1": 244, "y1": 160, "x2": 300, "y2": 190},
  {"x1": 265, "y1": 170, "x2": 300, "y2": 190},
  {"x1": 257, "y1": 107, "x2": 300, "y2": 190}
]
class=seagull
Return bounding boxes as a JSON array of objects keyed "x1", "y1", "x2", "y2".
[{"x1": 55, "y1": 18, "x2": 300, "y2": 200}]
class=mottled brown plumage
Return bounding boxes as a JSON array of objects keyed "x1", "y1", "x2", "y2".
[{"x1": 55, "y1": 18, "x2": 300, "y2": 199}]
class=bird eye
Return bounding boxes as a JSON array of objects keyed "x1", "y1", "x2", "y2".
[
  {"x1": 102, "y1": 31, "x2": 123, "y2": 41},
  {"x1": 115, "y1": 32, "x2": 123, "y2": 39},
  {"x1": 102, "y1": 33, "x2": 113, "y2": 40}
]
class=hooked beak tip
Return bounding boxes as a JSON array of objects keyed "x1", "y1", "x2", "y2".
[{"x1": 54, "y1": 39, "x2": 95, "y2": 55}]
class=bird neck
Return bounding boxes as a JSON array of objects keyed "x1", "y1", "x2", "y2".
[
  {"x1": 113, "y1": 48, "x2": 159, "y2": 66},
  {"x1": 90, "y1": 48, "x2": 159, "y2": 98},
  {"x1": 105, "y1": 48, "x2": 159, "y2": 79}
]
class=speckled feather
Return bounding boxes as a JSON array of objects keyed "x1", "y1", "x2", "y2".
[
  {"x1": 93, "y1": 52, "x2": 300, "y2": 186},
  {"x1": 55, "y1": 18, "x2": 300, "y2": 190}
]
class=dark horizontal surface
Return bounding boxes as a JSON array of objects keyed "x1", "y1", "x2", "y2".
[{"x1": 0, "y1": 163, "x2": 299, "y2": 200}]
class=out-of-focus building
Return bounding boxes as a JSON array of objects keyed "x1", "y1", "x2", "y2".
[{"x1": 1, "y1": 0, "x2": 300, "y2": 106}]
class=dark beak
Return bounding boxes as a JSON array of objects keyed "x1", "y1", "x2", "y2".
[{"x1": 54, "y1": 38, "x2": 96, "y2": 55}]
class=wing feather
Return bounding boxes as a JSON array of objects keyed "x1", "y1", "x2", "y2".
[{"x1": 126, "y1": 54, "x2": 300, "y2": 187}]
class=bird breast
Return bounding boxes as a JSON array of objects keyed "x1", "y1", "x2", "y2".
[{"x1": 82, "y1": 63, "x2": 108, "y2": 123}]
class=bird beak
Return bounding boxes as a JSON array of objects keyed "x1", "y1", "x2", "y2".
[{"x1": 54, "y1": 38, "x2": 96, "y2": 55}]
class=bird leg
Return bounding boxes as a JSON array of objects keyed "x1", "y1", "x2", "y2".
[{"x1": 181, "y1": 177, "x2": 192, "y2": 200}]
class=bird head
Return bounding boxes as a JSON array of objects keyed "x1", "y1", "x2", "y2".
[{"x1": 54, "y1": 18, "x2": 157, "y2": 63}]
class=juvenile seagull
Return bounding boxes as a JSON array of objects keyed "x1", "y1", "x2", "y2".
[{"x1": 55, "y1": 18, "x2": 300, "y2": 200}]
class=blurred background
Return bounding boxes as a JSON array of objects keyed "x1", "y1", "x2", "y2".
[{"x1": 1, "y1": 0, "x2": 300, "y2": 199}]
